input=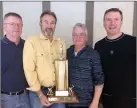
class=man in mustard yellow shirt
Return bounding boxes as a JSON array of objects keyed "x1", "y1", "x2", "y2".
[{"x1": 23, "y1": 11, "x2": 66, "y2": 108}]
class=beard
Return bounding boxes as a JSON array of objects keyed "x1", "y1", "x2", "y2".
[{"x1": 44, "y1": 28, "x2": 53, "y2": 36}]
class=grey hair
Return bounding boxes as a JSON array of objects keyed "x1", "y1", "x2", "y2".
[
  {"x1": 72, "y1": 23, "x2": 88, "y2": 36},
  {"x1": 4, "y1": 12, "x2": 22, "y2": 21}
]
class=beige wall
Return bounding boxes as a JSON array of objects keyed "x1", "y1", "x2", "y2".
[
  {"x1": 51, "y1": 2, "x2": 86, "y2": 48},
  {"x1": 2, "y1": 2, "x2": 135, "y2": 46},
  {"x1": 3, "y1": 2, "x2": 42, "y2": 39}
]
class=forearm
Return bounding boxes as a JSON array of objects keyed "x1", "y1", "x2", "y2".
[
  {"x1": 36, "y1": 89, "x2": 45, "y2": 98},
  {"x1": 36, "y1": 88, "x2": 51, "y2": 106},
  {"x1": 92, "y1": 84, "x2": 104, "y2": 104}
]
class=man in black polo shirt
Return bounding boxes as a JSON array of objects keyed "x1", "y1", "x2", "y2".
[
  {"x1": 1, "y1": 12, "x2": 30, "y2": 108},
  {"x1": 94, "y1": 8, "x2": 136, "y2": 108}
]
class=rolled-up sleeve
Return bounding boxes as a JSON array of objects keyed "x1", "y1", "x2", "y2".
[
  {"x1": 91, "y1": 51, "x2": 104, "y2": 86},
  {"x1": 23, "y1": 39, "x2": 40, "y2": 91}
]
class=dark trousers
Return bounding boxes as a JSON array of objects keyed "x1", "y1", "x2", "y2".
[{"x1": 102, "y1": 94, "x2": 136, "y2": 108}]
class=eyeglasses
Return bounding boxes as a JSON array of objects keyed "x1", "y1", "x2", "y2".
[
  {"x1": 5, "y1": 23, "x2": 23, "y2": 27},
  {"x1": 73, "y1": 33, "x2": 86, "y2": 38}
]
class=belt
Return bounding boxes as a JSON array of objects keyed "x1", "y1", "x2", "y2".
[
  {"x1": 41, "y1": 86, "x2": 55, "y2": 89},
  {"x1": 103, "y1": 93, "x2": 136, "y2": 100},
  {"x1": 41, "y1": 86, "x2": 49, "y2": 89},
  {"x1": 1, "y1": 90, "x2": 26, "y2": 95}
]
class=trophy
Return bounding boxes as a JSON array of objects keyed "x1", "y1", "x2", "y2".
[{"x1": 47, "y1": 40, "x2": 79, "y2": 103}]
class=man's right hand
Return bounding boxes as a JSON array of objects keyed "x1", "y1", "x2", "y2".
[
  {"x1": 36, "y1": 89, "x2": 52, "y2": 107},
  {"x1": 39, "y1": 94, "x2": 52, "y2": 107}
]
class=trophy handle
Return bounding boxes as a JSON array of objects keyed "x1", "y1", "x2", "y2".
[
  {"x1": 47, "y1": 87, "x2": 54, "y2": 96},
  {"x1": 69, "y1": 85, "x2": 74, "y2": 96}
]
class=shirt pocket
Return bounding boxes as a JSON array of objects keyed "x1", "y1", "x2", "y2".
[
  {"x1": 36, "y1": 52, "x2": 45, "y2": 67},
  {"x1": 36, "y1": 52, "x2": 50, "y2": 65}
]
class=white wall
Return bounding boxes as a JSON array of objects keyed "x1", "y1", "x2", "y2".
[
  {"x1": 93, "y1": 2, "x2": 134, "y2": 46},
  {"x1": 51, "y1": 2, "x2": 86, "y2": 48},
  {"x1": 3, "y1": 2, "x2": 42, "y2": 39}
]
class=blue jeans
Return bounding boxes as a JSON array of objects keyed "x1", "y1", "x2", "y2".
[
  {"x1": 29, "y1": 87, "x2": 66, "y2": 108},
  {"x1": 1, "y1": 91, "x2": 31, "y2": 108}
]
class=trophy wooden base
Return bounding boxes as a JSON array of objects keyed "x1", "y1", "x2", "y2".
[{"x1": 48, "y1": 95, "x2": 79, "y2": 103}]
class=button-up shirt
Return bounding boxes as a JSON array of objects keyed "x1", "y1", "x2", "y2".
[
  {"x1": 23, "y1": 34, "x2": 66, "y2": 91},
  {"x1": 67, "y1": 45, "x2": 104, "y2": 107}
]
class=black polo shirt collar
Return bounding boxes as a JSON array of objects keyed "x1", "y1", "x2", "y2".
[{"x1": 2, "y1": 35, "x2": 23, "y2": 46}]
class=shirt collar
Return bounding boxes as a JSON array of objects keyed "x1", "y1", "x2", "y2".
[
  {"x1": 72, "y1": 45, "x2": 88, "y2": 56},
  {"x1": 2, "y1": 35, "x2": 11, "y2": 44},
  {"x1": 39, "y1": 33, "x2": 60, "y2": 41},
  {"x1": 2, "y1": 35, "x2": 23, "y2": 46}
]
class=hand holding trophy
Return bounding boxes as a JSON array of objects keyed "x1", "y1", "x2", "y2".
[{"x1": 47, "y1": 40, "x2": 79, "y2": 103}]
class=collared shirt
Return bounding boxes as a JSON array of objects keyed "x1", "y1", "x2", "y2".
[
  {"x1": 23, "y1": 34, "x2": 66, "y2": 91},
  {"x1": 67, "y1": 45, "x2": 104, "y2": 107},
  {"x1": 1, "y1": 36, "x2": 29, "y2": 92}
]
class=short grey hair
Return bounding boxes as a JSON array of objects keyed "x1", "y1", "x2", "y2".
[
  {"x1": 72, "y1": 23, "x2": 88, "y2": 36},
  {"x1": 4, "y1": 12, "x2": 22, "y2": 21}
]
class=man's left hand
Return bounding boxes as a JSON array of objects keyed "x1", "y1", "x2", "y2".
[{"x1": 89, "y1": 101, "x2": 98, "y2": 108}]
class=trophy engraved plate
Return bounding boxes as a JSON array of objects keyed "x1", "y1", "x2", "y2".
[{"x1": 47, "y1": 40, "x2": 79, "y2": 103}]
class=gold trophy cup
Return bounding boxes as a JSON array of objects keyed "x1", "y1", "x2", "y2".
[{"x1": 47, "y1": 40, "x2": 79, "y2": 103}]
